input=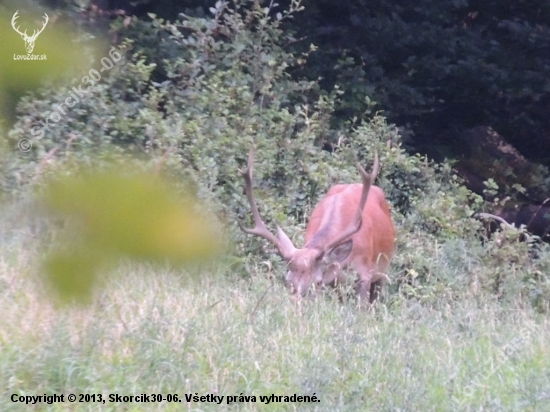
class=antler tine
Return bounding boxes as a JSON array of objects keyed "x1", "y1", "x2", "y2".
[
  {"x1": 11, "y1": 11, "x2": 26, "y2": 36},
  {"x1": 322, "y1": 153, "x2": 379, "y2": 253},
  {"x1": 36, "y1": 13, "x2": 49, "y2": 37},
  {"x1": 29, "y1": 13, "x2": 49, "y2": 39},
  {"x1": 239, "y1": 149, "x2": 293, "y2": 258},
  {"x1": 356, "y1": 152, "x2": 379, "y2": 212}
]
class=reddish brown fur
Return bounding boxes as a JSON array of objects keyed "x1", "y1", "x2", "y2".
[
  {"x1": 304, "y1": 184, "x2": 395, "y2": 301},
  {"x1": 240, "y1": 150, "x2": 395, "y2": 304}
]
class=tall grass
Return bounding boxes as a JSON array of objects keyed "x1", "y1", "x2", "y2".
[{"x1": 1, "y1": 216, "x2": 549, "y2": 412}]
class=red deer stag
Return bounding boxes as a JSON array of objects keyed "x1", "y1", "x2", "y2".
[{"x1": 239, "y1": 150, "x2": 395, "y2": 304}]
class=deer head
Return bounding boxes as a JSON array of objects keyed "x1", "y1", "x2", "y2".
[{"x1": 12, "y1": 11, "x2": 49, "y2": 54}]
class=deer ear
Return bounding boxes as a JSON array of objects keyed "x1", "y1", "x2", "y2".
[
  {"x1": 276, "y1": 225, "x2": 296, "y2": 257},
  {"x1": 325, "y1": 239, "x2": 353, "y2": 264}
]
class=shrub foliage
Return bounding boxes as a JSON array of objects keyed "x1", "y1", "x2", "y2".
[{"x1": 3, "y1": 0, "x2": 549, "y2": 310}]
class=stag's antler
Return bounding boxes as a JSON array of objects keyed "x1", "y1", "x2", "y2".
[
  {"x1": 321, "y1": 153, "x2": 379, "y2": 253},
  {"x1": 239, "y1": 149, "x2": 296, "y2": 259},
  {"x1": 29, "y1": 12, "x2": 49, "y2": 40},
  {"x1": 11, "y1": 11, "x2": 25, "y2": 37}
]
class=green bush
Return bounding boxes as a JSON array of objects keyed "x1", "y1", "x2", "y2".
[
  {"x1": 3, "y1": 0, "x2": 550, "y2": 311},
  {"x1": 296, "y1": 0, "x2": 550, "y2": 164}
]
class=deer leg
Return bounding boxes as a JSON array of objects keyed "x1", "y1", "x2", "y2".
[
  {"x1": 355, "y1": 276, "x2": 372, "y2": 306},
  {"x1": 369, "y1": 279, "x2": 384, "y2": 303}
]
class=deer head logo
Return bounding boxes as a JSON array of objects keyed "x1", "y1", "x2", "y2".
[{"x1": 11, "y1": 11, "x2": 49, "y2": 54}]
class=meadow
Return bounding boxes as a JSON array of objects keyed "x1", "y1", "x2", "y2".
[
  {"x1": 1, "y1": 2, "x2": 549, "y2": 410},
  {"x1": 1, "y1": 214, "x2": 549, "y2": 412}
]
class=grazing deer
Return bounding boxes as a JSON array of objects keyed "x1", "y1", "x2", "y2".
[
  {"x1": 11, "y1": 11, "x2": 49, "y2": 54},
  {"x1": 239, "y1": 150, "x2": 395, "y2": 304}
]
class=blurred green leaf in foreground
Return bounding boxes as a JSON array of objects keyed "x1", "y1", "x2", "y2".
[{"x1": 40, "y1": 168, "x2": 224, "y2": 304}]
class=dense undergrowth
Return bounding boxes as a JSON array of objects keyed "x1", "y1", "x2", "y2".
[
  {"x1": 4, "y1": 0, "x2": 549, "y2": 311},
  {"x1": 1, "y1": 1, "x2": 550, "y2": 410}
]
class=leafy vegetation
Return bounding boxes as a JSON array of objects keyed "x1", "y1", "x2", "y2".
[
  {"x1": 5, "y1": 0, "x2": 549, "y2": 309},
  {"x1": 41, "y1": 166, "x2": 223, "y2": 303},
  {"x1": 294, "y1": 0, "x2": 550, "y2": 164},
  {"x1": 1, "y1": 1, "x2": 550, "y2": 409}
]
